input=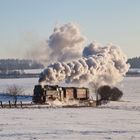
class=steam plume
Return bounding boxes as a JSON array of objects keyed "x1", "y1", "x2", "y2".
[
  {"x1": 39, "y1": 40, "x2": 129, "y2": 88},
  {"x1": 26, "y1": 23, "x2": 86, "y2": 64},
  {"x1": 48, "y1": 22, "x2": 86, "y2": 62}
]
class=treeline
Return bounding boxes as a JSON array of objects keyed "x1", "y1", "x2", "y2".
[
  {"x1": 0, "y1": 59, "x2": 44, "y2": 70},
  {"x1": 0, "y1": 57, "x2": 139, "y2": 70},
  {"x1": 127, "y1": 57, "x2": 140, "y2": 68}
]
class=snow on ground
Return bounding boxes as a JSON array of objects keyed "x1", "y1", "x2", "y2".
[
  {"x1": 0, "y1": 77, "x2": 140, "y2": 140},
  {"x1": 23, "y1": 69, "x2": 43, "y2": 74},
  {"x1": 0, "y1": 78, "x2": 38, "y2": 95},
  {"x1": 0, "y1": 107, "x2": 140, "y2": 140}
]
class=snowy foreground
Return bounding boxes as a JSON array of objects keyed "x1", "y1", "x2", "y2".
[{"x1": 0, "y1": 77, "x2": 140, "y2": 140}]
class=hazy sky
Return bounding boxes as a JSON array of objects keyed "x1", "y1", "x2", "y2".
[{"x1": 0, "y1": 0, "x2": 140, "y2": 59}]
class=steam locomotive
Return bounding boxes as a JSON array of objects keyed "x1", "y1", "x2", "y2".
[{"x1": 32, "y1": 85, "x2": 90, "y2": 104}]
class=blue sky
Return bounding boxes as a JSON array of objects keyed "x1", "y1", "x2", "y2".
[{"x1": 0, "y1": 0, "x2": 140, "y2": 58}]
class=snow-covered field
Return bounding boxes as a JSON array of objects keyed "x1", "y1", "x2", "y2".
[
  {"x1": 23, "y1": 69, "x2": 43, "y2": 74},
  {"x1": 0, "y1": 78, "x2": 38, "y2": 95},
  {"x1": 0, "y1": 77, "x2": 140, "y2": 140}
]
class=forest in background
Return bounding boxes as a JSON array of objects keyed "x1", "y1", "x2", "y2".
[
  {"x1": 127, "y1": 57, "x2": 140, "y2": 68},
  {"x1": 0, "y1": 59, "x2": 44, "y2": 70},
  {"x1": 0, "y1": 57, "x2": 140, "y2": 71}
]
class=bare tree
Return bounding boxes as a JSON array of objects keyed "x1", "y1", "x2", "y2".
[{"x1": 6, "y1": 85, "x2": 24, "y2": 103}]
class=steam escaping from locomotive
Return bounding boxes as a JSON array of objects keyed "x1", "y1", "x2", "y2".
[
  {"x1": 39, "y1": 43, "x2": 129, "y2": 88},
  {"x1": 26, "y1": 23, "x2": 86, "y2": 64},
  {"x1": 39, "y1": 23, "x2": 130, "y2": 89},
  {"x1": 48, "y1": 23, "x2": 86, "y2": 62}
]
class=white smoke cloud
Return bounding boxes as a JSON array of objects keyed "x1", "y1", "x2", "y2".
[
  {"x1": 26, "y1": 23, "x2": 86, "y2": 65},
  {"x1": 39, "y1": 41, "x2": 130, "y2": 89},
  {"x1": 26, "y1": 41, "x2": 49, "y2": 63},
  {"x1": 48, "y1": 22, "x2": 86, "y2": 62}
]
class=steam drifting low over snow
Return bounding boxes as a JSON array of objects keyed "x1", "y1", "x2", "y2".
[{"x1": 39, "y1": 23, "x2": 129, "y2": 88}]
